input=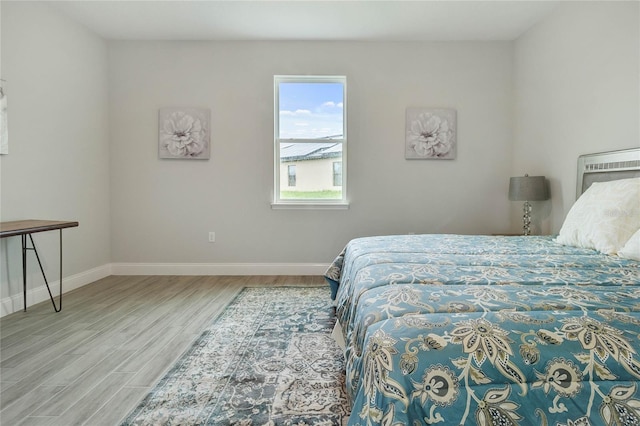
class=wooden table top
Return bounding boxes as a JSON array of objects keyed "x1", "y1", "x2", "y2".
[{"x1": 0, "y1": 220, "x2": 79, "y2": 238}]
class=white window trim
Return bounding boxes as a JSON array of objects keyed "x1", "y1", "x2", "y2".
[
  {"x1": 272, "y1": 75, "x2": 348, "y2": 209},
  {"x1": 271, "y1": 202, "x2": 350, "y2": 210}
]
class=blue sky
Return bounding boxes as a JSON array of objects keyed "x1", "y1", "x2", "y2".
[{"x1": 278, "y1": 82, "x2": 344, "y2": 139}]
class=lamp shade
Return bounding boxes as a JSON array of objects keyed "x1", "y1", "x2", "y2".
[{"x1": 509, "y1": 175, "x2": 549, "y2": 201}]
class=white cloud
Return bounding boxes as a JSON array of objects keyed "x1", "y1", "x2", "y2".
[
  {"x1": 279, "y1": 109, "x2": 312, "y2": 116},
  {"x1": 320, "y1": 101, "x2": 344, "y2": 109}
]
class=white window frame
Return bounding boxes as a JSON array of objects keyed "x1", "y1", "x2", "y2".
[{"x1": 272, "y1": 75, "x2": 348, "y2": 209}]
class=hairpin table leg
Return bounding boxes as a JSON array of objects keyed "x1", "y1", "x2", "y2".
[
  {"x1": 22, "y1": 234, "x2": 27, "y2": 312},
  {"x1": 24, "y1": 233, "x2": 63, "y2": 312}
]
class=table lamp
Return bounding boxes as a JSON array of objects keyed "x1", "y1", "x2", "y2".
[{"x1": 509, "y1": 174, "x2": 549, "y2": 235}]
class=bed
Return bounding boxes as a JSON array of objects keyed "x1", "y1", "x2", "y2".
[{"x1": 326, "y1": 148, "x2": 640, "y2": 425}]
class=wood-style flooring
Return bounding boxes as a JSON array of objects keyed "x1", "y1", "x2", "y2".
[{"x1": 0, "y1": 275, "x2": 325, "y2": 425}]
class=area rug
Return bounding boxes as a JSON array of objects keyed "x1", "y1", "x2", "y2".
[{"x1": 121, "y1": 286, "x2": 350, "y2": 425}]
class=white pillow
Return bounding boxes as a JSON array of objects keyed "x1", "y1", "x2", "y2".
[
  {"x1": 555, "y1": 177, "x2": 640, "y2": 255},
  {"x1": 618, "y1": 229, "x2": 640, "y2": 261}
]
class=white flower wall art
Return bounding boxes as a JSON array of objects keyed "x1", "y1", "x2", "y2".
[
  {"x1": 405, "y1": 108, "x2": 456, "y2": 160},
  {"x1": 159, "y1": 107, "x2": 210, "y2": 159}
]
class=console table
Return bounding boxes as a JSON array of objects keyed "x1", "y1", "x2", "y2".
[{"x1": 0, "y1": 220, "x2": 79, "y2": 312}]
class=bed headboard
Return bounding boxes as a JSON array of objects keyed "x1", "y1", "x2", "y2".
[{"x1": 576, "y1": 147, "x2": 640, "y2": 199}]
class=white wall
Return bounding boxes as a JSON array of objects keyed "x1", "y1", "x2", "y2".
[
  {"x1": 513, "y1": 1, "x2": 639, "y2": 234},
  {"x1": 0, "y1": 2, "x2": 111, "y2": 313},
  {"x1": 108, "y1": 41, "x2": 514, "y2": 266}
]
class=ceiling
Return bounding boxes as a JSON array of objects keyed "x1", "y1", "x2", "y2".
[{"x1": 48, "y1": 1, "x2": 559, "y2": 41}]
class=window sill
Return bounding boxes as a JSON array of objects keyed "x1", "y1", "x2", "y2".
[{"x1": 271, "y1": 202, "x2": 350, "y2": 210}]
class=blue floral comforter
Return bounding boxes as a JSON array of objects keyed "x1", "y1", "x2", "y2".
[{"x1": 325, "y1": 234, "x2": 640, "y2": 425}]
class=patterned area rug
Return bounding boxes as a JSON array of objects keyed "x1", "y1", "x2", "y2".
[{"x1": 121, "y1": 286, "x2": 350, "y2": 425}]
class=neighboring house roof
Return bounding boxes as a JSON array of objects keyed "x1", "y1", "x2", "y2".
[{"x1": 280, "y1": 142, "x2": 342, "y2": 162}]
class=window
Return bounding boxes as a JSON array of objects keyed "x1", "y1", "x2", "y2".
[
  {"x1": 288, "y1": 165, "x2": 296, "y2": 187},
  {"x1": 333, "y1": 162, "x2": 342, "y2": 187},
  {"x1": 274, "y1": 75, "x2": 347, "y2": 207}
]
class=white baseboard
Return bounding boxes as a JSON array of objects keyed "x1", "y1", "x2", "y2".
[
  {"x1": 111, "y1": 262, "x2": 331, "y2": 276},
  {"x1": 0, "y1": 264, "x2": 113, "y2": 317},
  {"x1": 0, "y1": 262, "x2": 330, "y2": 317}
]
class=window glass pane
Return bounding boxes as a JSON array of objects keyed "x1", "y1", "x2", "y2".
[
  {"x1": 279, "y1": 142, "x2": 342, "y2": 200},
  {"x1": 278, "y1": 82, "x2": 344, "y2": 139}
]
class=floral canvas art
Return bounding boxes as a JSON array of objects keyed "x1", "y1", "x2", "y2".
[
  {"x1": 159, "y1": 107, "x2": 210, "y2": 159},
  {"x1": 405, "y1": 108, "x2": 456, "y2": 159}
]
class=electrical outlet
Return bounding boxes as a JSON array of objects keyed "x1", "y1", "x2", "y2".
[{"x1": 208, "y1": 232, "x2": 216, "y2": 242}]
